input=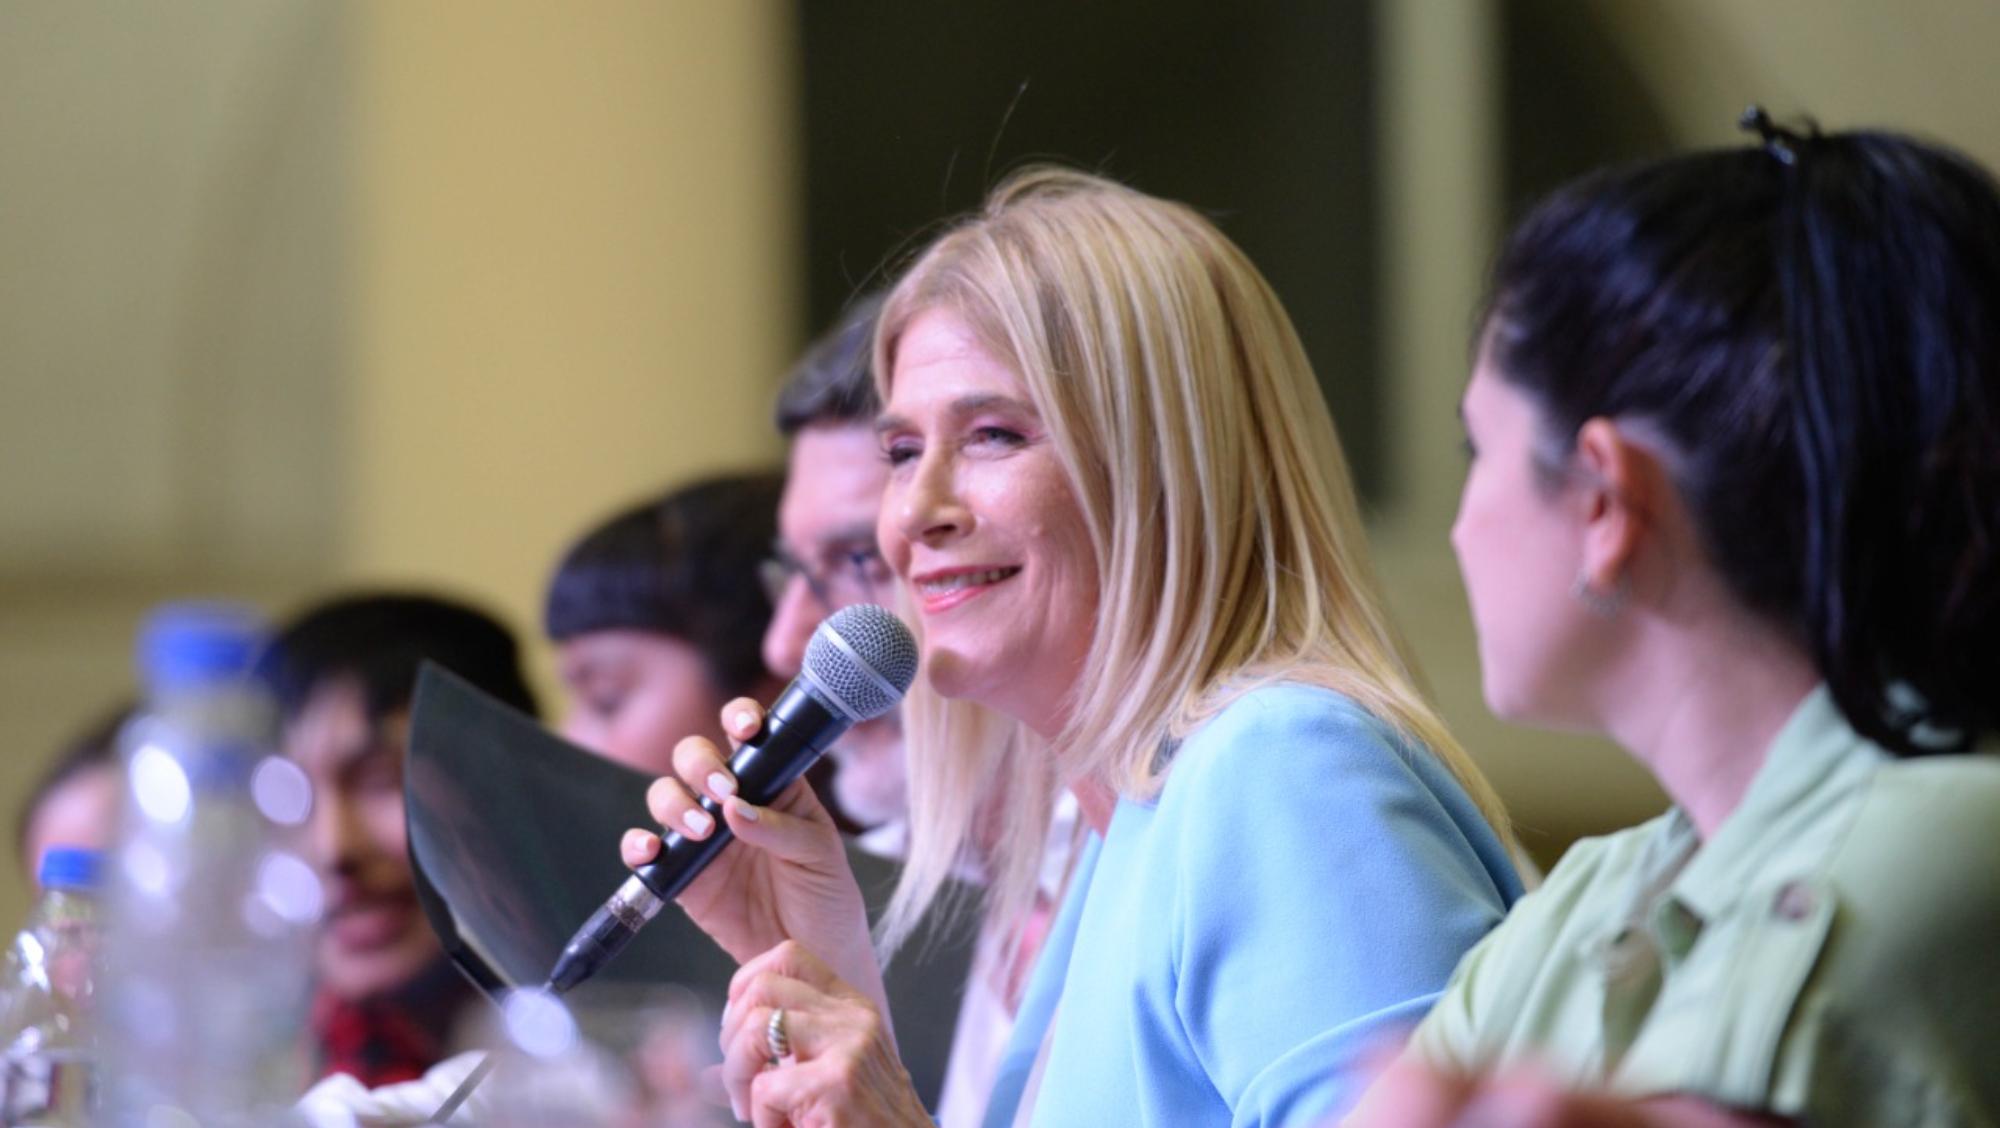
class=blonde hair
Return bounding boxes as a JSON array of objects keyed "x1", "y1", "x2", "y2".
[{"x1": 874, "y1": 167, "x2": 1509, "y2": 953}]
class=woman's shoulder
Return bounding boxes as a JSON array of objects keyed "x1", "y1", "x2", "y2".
[
  {"x1": 1171, "y1": 681, "x2": 1410, "y2": 783},
  {"x1": 1818, "y1": 752, "x2": 2000, "y2": 977},
  {"x1": 1158, "y1": 681, "x2": 1491, "y2": 856}
]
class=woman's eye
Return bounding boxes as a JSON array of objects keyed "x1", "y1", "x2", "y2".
[
  {"x1": 881, "y1": 441, "x2": 920, "y2": 467},
  {"x1": 970, "y1": 425, "x2": 1027, "y2": 449}
]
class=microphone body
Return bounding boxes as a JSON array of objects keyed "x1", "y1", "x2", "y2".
[
  {"x1": 547, "y1": 683, "x2": 849, "y2": 992},
  {"x1": 546, "y1": 604, "x2": 916, "y2": 994}
]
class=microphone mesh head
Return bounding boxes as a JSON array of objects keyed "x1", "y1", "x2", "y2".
[{"x1": 802, "y1": 605, "x2": 919, "y2": 721}]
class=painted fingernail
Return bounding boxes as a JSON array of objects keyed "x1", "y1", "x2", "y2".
[
  {"x1": 683, "y1": 808, "x2": 715, "y2": 836},
  {"x1": 731, "y1": 709, "x2": 758, "y2": 732},
  {"x1": 731, "y1": 1096, "x2": 746, "y2": 1121},
  {"x1": 708, "y1": 772, "x2": 737, "y2": 799},
  {"x1": 623, "y1": 829, "x2": 655, "y2": 856},
  {"x1": 730, "y1": 797, "x2": 761, "y2": 823}
]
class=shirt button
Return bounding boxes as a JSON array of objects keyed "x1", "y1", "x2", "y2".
[{"x1": 1773, "y1": 880, "x2": 1817, "y2": 921}]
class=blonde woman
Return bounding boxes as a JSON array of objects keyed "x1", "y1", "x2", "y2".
[{"x1": 624, "y1": 168, "x2": 1523, "y2": 1126}]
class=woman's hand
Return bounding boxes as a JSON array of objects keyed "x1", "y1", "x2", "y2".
[
  {"x1": 1344, "y1": 1056, "x2": 1794, "y2": 1127},
  {"x1": 718, "y1": 941, "x2": 932, "y2": 1128},
  {"x1": 621, "y1": 699, "x2": 884, "y2": 1015}
]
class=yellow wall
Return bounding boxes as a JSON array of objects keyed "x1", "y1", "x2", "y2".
[
  {"x1": 1588, "y1": 0, "x2": 2000, "y2": 161},
  {"x1": 344, "y1": 1, "x2": 799, "y2": 657},
  {"x1": 5, "y1": 0, "x2": 1999, "y2": 910},
  {"x1": 0, "y1": 2, "x2": 800, "y2": 920}
]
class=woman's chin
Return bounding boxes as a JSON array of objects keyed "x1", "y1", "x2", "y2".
[
  {"x1": 1478, "y1": 668, "x2": 1537, "y2": 726},
  {"x1": 919, "y1": 646, "x2": 994, "y2": 706}
]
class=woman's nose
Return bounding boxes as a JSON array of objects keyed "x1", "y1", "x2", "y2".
[{"x1": 894, "y1": 453, "x2": 972, "y2": 548}]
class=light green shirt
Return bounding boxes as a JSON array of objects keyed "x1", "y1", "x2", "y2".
[{"x1": 1409, "y1": 687, "x2": 2000, "y2": 1126}]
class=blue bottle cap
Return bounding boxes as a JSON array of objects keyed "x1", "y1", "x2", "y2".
[
  {"x1": 37, "y1": 847, "x2": 101, "y2": 891},
  {"x1": 138, "y1": 602, "x2": 265, "y2": 692}
]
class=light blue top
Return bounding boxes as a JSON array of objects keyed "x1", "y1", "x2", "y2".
[{"x1": 984, "y1": 683, "x2": 1524, "y2": 1127}]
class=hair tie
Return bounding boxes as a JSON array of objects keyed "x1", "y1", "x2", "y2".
[{"x1": 1739, "y1": 104, "x2": 1806, "y2": 167}]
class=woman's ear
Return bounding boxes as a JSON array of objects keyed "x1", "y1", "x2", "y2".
[{"x1": 1571, "y1": 418, "x2": 1659, "y2": 598}]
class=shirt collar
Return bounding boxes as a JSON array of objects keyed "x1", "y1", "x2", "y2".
[{"x1": 1667, "y1": 685, "x2": 1881, "y2": 923}]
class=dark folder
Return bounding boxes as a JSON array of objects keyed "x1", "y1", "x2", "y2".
[{"x1": 403, "y1": 662, "x2": 974, "y2": 1105}]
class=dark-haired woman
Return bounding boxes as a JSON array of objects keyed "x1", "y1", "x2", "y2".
[
  {"x1": 1351, "y1": 114, "x2": 2000, "y2": 1127},
  {"x1": 545, "y1": 471, "x2": 787, "y2": 774}
]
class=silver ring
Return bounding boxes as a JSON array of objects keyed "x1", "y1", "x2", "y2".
[{"x1": 765, "y1": 1007, "x2": 791, "y2": 1066}]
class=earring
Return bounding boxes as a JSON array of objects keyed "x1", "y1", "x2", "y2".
[{"x1": 1572, "y1": 572, "x2": 1629, "y2": 617}]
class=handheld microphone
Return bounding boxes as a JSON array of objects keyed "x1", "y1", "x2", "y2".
[{"x1": 546, "y1": 604, "x2": 918, "y2": 994}]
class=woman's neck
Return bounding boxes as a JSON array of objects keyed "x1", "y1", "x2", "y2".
[
  {"x1": 1601, "y1": 616, "x2": 1818, "y2": 839},
  {"x1": 1069, "y1": 777, "x2": 1119, "y2": 835}
]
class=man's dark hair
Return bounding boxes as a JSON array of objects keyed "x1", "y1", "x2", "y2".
[
  {"x1": 544, "y1": 471, "x2": 783, "y2": 698},
  {"x1": 773, "y1": 292, "x2": 885, "y2": 436},
  {"x1": 259, "y1": 593, "x2": 539, "y2": 724}
]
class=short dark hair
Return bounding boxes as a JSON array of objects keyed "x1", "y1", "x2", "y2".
[
  {"x1": 1484, "y1": 120, "x2": 2000, "y2": 756},
  {"x1": 259, "y1": 593, "x2": 539, "y2": 724},
  {"x1": 543, "y1": 471, "x2": 784, "y2": 698},
  {"x1": 773, "y1": 292, "x2": 885, "y2": 436},
  {"x1": 15, "y1": 700, "x2": 134, "y2": 866}
]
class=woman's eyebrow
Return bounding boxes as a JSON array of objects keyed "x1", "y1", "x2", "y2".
[{"x1": 875, "y1": 394, "x2": 1036, "y2": 436}]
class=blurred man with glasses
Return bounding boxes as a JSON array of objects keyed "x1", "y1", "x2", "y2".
[{"x1": 759, "y1": 294, "x2": 908, "y2": 832}]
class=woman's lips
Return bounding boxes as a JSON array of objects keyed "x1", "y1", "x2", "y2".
[{"x1": 913, "y1": 566, "x2": 1022, "y2": 614}]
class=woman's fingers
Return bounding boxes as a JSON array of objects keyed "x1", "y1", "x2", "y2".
[
  {"x1": 720, "y1": 1000, "x2": 835, "y2": 1118},
  {"x1": 718, "y1": 780, "x2": 843, "y2": 867},
  {"x1": 743, "y1": 1016, "x2": 931, "y2": 1128},
  {"x1": 748, "y1": 1058, "x2": 833, "y2": 1128},
  {"x1": 719, "y1": 1003, "x2": 777, "y2": 1119},
  {"x1": 672, "y1": 734, "x2": 740, "y2": 806},
  {"x1": 718, "y1": 972, "x2": 823, "y2": 1060},
  {"x1": 718, "y1": 951, "x2": 854, "y2": 1118},
  {"x1": 620, "y1": 827, "x2": 662, "y2": 868},
  {"x1": 644, "y1": 774, "x2": 719, "y2": 841},
  {"x1": 729, "y1": 941, "x2": 841, "y2": 1011},
  {"x1": 721, "y1": 697, "x2": 765, "y2": 749},
  {"x1": 1344, "y1": 1053, "x2": 1477, "y2": 1128}
]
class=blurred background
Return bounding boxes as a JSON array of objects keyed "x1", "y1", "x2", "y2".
[{"x1": 3, "y1": 0, "x2": 1997, "y2": 921}]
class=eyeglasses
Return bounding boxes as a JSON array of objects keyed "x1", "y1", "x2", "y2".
[{"x1": 758, "y1": 541, "x2": 890, "y2": 614}]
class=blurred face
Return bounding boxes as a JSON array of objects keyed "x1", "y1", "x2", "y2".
[
  {"x1": 1451, "y1": 350, "x2": 1602, "y2": 726},
  {"x1": 556, "y1": 630, "x2": 731, "y2": 774},
  {"x1": 287, "y1": 679, "x2": 436, "y2": 1001},
  {"x1": 764, "y1": 428, "x2": 908, "y2": 824},
  {"x1": 766, "y1": 423, "x2": 906, "y2": 826},
  {"x1": 877, "y1": 308, "x2": 1098, "y2": 735},
  {"x1": 22, "y1": 765, "x2": 120, "y2": 885}
]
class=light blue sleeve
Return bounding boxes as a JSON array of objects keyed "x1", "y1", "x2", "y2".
[{"x1": 1165, "y1": 687, "x2": 1518, "y2": 1126}]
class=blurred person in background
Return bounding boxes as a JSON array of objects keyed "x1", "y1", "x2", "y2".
[
  {"x1": 546, "y1": 471, "x2": 788, "y2": 776},
  {"x1": 1349, "y1": 113, "x2": 2000, "y2": 1127},
  {"x1": 628, "y1": 168, "x2": 1523, "y2": 1126},
  {"x1": 762, "y1": 293, "x2": 910, "y2": 835},
  {"x1": 14, "y1": 702, "x2": 131, "y2": 886},
  {"x1": 259, "y1": 593, "x2": 539, "y2": 1089}
]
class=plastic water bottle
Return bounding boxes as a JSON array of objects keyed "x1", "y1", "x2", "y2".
[
  {"x1": 0, "y1": 847, "x2": 102, "y2": 1126},
  {"x1": 98, "y1": 603, "x2": 321, "y2": 1126}
]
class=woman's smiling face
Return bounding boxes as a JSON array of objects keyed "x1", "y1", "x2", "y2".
[{"x1": 875, "y1": 307, "x2": 1099, "y2": 735}]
